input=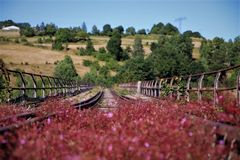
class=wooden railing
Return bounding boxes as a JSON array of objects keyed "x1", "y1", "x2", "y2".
[
  {"x1": 0, "y1": 66, "x2": 92, "y2": 102},
  {"x1": 119, "y1": 65, "x2": 240, "y2": 107}
]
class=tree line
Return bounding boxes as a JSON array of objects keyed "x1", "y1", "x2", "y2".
[{"x1": 0, "y1": 19, "x2": 202, "y2": 38}]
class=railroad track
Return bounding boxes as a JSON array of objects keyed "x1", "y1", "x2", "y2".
[
  {"x1": 73, "y1": 91, "x2": 104, "y2": 109},
  {"x1": 0, "y1": 91, "x2": 104, "y2": 134},
  {"x1": 0, "y1": 111, "x2": 56, "y2": 134}
]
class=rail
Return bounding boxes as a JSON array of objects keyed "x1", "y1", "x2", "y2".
[
  {"x1": 119, "y1": 65, "x2": 240, "y2": 107},
  {"x1": 0, "y1": 65, "x2": 93, "y2": 103},
  {"x1": 73, "y1": 91, "x2": 104, "y2": 109}
]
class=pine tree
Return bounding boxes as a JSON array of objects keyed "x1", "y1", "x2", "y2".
[{"x1": 132, "y1": 37, "x2": 144, "y2": 57}]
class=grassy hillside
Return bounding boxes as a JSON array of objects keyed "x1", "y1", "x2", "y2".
[
  {"x1": 0, "y1": 43, "x2": 93, "y2": 76},
  {"x1": 0, "y1": 32, "x2": 202, "y2": 77}
]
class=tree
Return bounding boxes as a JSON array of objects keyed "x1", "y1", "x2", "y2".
[
  {"x1": 150, "y1": 22, "x2": 164, "y2": 34},
  {"x1": 107, "y1": 31, "x2": 124, "y2": 61},
  {"x1": 86, "y1": 39, "x2": 95, "y2": 54},
  {"x1": 200, "y1": 37, "x2": 231, "y2": 71},
  {"x1": 137, "y1": 29, "x2": 146, "y2": 35},
  {"x1": 82, "y1": 22, "x2": 87, "y2": 33},
  {"x1": 75, "y1": 30, "x2": 89, "y2": 41},
  {"x1": 92, "y1": 25, "x2": 100, "y2": 35},
  {"x1": 114, "y1": 25, "x2": 124, "y2": 34},
  {"x1": 52, "y1": 41, "x2": 64, "y2": 51},
  {"x1": 20, "y1": 27, "x2": 35, "y2": 37},
  {"x1": 162, "y1": 23, "x2": 179, "y2": 35},
  {"x1": 147, "y1": 35, "x2": 194, "y2": 77},
  {"x1": 102, "y1": 24, "x2": 112, "y2": 36},
  {"x1": 45, "y1": 23, "x2": 57, "y2": 37},
  {"x1": 55, "y1": 28, "x2": 73, "y2": 42},
  {"x1": 0, "y1": 20, "x2": 16, "y2": 28},
  {"x1": 132, "y1": 36, "x2": 144, "y2": 57},
  {"x1": 183, "y1": 30, "x2": 202, "y2": 38},
  {"x1": 116, "y1": 56, "x2": 154, "y2": 82},
  {"x1": 54, "y1": 55, "x2": 78, "y2": 80},
  {"x1": 126, "y1": 27, "x2": 136, "y2": 35}
]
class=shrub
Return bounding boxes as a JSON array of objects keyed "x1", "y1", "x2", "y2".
[
  {"x1": 14, "y1": 38, "x2": 20, "y2": 43},
  {"x1": 78, "y1": 48, "x2": 87, "y2": 55},
  {"x1": 37, "y1": 37, "x2": 43, "y2": 43},
  {"x1": 106, "y1": 59, "x2": 120, "y2": 71},
  {"x1": 44, "y1": 37, "x2": 53, "y2": 43},
  {"x1": 82, "y1": 59, "x2": 93, "y2": 67},
  {"x1": 0, "y1": 73, "x2": 8, "y2": 103},
  {"x1": 94, "y1": 52, "x2": 113, "y2": 62},
  {"x1": 98, "y1": 47, "x2": 106, "y2": 53},
  {"x1": 54, "y1": 55, "x2": 79, "y2": 80},
  {"x1": 52, "y1": 41, "x2": 64, "y2": 51},
  {"x1": 20, "y1": 37, "x2": 28, "y2": 43}
]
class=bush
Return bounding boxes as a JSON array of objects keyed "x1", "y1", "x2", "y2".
[
  {"x1": 52, "y1": 41, "x2": 64, "y2": 51},
  {"x1": 54, "y1": 55, "x2": 79, "y2": 80},
  {"x1": 78, "y1": 48, "x2": 87, "y2": 55},
  {"x1": 20, "y1": 37, "x2": 28, "y2": 43},
  {"x1": 0, "y1": 73, "x2": 8, "y2": 103},
  {"x1": 37, "y1": 37, "x2": 43, "y2": 43},
  {"x1": 94, "y1": 52, "x2": 113, "y2": 62},
  {"x1": 14, "y1": 38, "x2": 20, "y2": 43},
  {"x1": 98, "y1": 47, "x2": 106, "y2": 53},
  {"x1": 44, "y1": 37, "x2": 53, "y2": 43},
  {"x1": 106, "y1": 59, "x2": 120, "y2": 71},
  {"x1": 82, "y1": 59, "x2": 93, "y2": 67}
]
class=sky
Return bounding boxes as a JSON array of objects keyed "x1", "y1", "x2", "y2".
[{"x1": 0, "y1": 0, "x2": 239, "y2": 40}]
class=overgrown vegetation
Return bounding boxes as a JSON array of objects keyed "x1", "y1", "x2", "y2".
[{"x1": 54, "y1": 55, "x2": 79, "y2": 80}]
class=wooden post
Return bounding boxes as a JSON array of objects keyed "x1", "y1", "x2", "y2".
[
  {"x1": 198, "y1": 74, "x2": 204, "y2": 102},
  {"x1": 186, "y1": 75, "x2": 191, "y2": 102},
  {"x1": 30, "y1": 74, "x2": 37, "y2": 98},
  {"x1": 214, "y1": 72, "x2": 221, "y2": 106}
]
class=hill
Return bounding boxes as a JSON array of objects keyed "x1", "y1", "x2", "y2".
[{"x1": 0, "y1": 43, "x2": 93, "y2": 76}]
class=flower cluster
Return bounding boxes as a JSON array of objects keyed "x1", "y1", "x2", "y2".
[{"x1": 0, "y1": 97, "x2": 239, "y2": 159}]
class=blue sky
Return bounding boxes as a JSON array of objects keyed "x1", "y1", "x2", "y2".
[{"x1": 0, "y1": 0, "x2": 239, "y2": 40}]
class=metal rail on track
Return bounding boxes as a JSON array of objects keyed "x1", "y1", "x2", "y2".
[
  {"x1": 73, "y1": 91, "x2": 104, "y2": 109},
  {"x1": 0, "y1": 112, "x2": 56, "y2": 134}
]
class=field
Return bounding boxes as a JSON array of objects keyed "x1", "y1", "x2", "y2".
[
  {"x1": 0, "y1": 44, "x2": 92, "y2": 76},
  {"x1": 0, "y1": 32, "x2": 201, "y2": 76}
]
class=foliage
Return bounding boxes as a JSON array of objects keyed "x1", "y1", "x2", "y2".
[
  {"x1": 150, "y1": 22, "x2": 179, "y2": 35},
  {"x1": 106, "y1": 31, "x2": 124, "y2": 61},
  {"x1": 1, "y1": 98, "x2": 239, "y2": 159},
  {"x1": 116, "y1": 56, "x2": 154, "y2": 82},
  {"x1": 146, "y1": 34, "x2": 194, "y2": 77},
  {"x1": 183, "y1": 30, "x2": 202, "y2": 38},
  {"x1": 55, "y1": 28, "x2": 74, "y2": 43},
  {"x1": 94, "y1": 52, "x2": 113, "y2": 62},
  {"x1": 132, "y1": 36, "x2": 144, "y2": 57},
  {"x1": 52, "y1": 41, "x2": 64, "y2": 51},
  {"x1": 0, "y1": 74, "x2": 8, "y2": 103},
  {"x1": 20, "y1": 27, "x2": 35, "y2": 37},
  {"x1": 125, "y1": 27, "x2": 136, "y2": 35},
  {"x1": 85, "y1": 39, "x2": 95, "y2": 54},
  {"x1": 45, "y1": 23, "x2": 57, "y2": 37},
  {"x1": 137, "y1": 29, "x2": 146, "y2": 35},
  {"x1": 102, "y1": 24, "x2": 112, "y2": 36},
  {"x1": 78, "y1": 47, "x2": 87, "y2": 55},
  {"x1": 106, "y1": 59, "x2": 121, "y2": 71},
  {"x1": 75, "y1": 31, "x2": 89, "y2": 41},
  {"x1": 82, "y1": 59, "x2": 93, "y2": 67},
  {"x1": 54, "y1": 55, "x2": 79, "y2": 80},
  {"x1": 81, "y1": 22, "x2": 87, "y2": 33},
  {"x1": 199, "y1": 37, "x2": 239, "y2": 71},
  {"x1": 98, "y1": 47, "x2": 107, "y2": 53},
  {"x1": 114, "y1": 25, "x2": 124, "y2": 34},
  {"x1": 92, "y1": 25, "x2": 100, "y2": 35}
]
